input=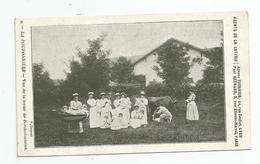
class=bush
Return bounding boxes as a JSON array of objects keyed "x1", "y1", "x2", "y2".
[
  {"x1": 109, "y1": 83, "x2": 145, "y2": 96},
  {"x1": 33, "y1": 63, "x2": 57, "y2": 107},
  {"x1": 195, "y1": 82, "x2": 225, "y2": 103},
  {"x1": 146, "y1": 81, "x2": 191, "y2": 100},
  {"x1": 146, "y1": 81, "x2": 171, "y2": 97}
]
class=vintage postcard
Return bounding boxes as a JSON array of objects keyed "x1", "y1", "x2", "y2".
[{"x1": 15, "y1": 11, "x2": 250, "y2": 156}]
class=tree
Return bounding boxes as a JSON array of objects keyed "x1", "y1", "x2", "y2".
[
  {"x1": 62, "y1": 34, "x2": 111, "y2": 99},
  {"x1": 199, "y1": 47, "x2": 224, "y2": 84},
  {"x1": 154, "y1": 41, "x2": 191, "y2": 90},
  {"x1": 32, "y1": 63, "x2": 55, "y2": 106},
  {"x1": 199, "y1": 31, "x2": 224, "y2": 84},
  {"x1": 111, "y1": 56, "x2": 134, "y2": 83},
  {"x1": 195, "y1": 31, "x2": 224, "y2": 102},
  {"x1": 110, "y1": 56, "x2": 146, "y2": 95},
  {"x1": 194, "y1": 46, "x2": 224, "y2": 102}
]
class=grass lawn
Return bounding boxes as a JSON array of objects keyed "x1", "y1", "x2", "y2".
[{"x1": 34, "y1": 101, "x2": 225, "y2": 147}]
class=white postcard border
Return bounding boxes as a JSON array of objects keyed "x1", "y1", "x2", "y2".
[{"x1": 15, "y1": 11, "x2": 250, "y2": 156}]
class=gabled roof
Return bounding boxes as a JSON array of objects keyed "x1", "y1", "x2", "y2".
[
  {"x1": 110, "y1": 54, "x2": 145, "y2": 64},
  {"x1": 132, "y1": 38, "x2": 206, "y2": 66}
]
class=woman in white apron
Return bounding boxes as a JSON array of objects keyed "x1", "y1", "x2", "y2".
[
  {"x1": 135, "y1": 91, "x2": 148, "y2": 126},
  {"x1": 110, "y1": 93, "x2": 121, "y2": 130},
  {"x1": 119, "y1": 92, "x2": 131, "y2": 128},
  {"x1": 154, "y1": 105, "x2": 172, "y2": 122},
  {"x1": 67, "y1": 93, "x2": 84, "y2": 133},
  {"x1": 185, "y1": 91, "x2": 199, "y2": 120},
  {"x1": 129, "y1": 105, "x2": 143, "y2": 128},
  {"x1": 87, "y1": 92, "x2": 100, "y2": 128},
  {"x1": 98, "y1": 92, "x2": 111, "y2": 129}
]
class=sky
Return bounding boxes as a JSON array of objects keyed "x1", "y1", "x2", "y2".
[{"x1": 32, "y1": 20, "x2": 223, "y2": 80}]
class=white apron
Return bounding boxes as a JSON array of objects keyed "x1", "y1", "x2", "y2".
[
  {"x1": 129, "y1": 110, "x2": 143, "y2": 128},
  {"x1": 88, "y1": 98, "x2": 101, "y2": 128},
  {"x1": 186, "y1": 101, "x2": 199, "y2": 120},
  {"x1": 135, "y1": 97, "x2": 148, "y2": 125},
  {"x1": 110, "y1": 99, "x2": 121, "y2": 130},
  {"x1": 98, "y1": 98, "x2": 112, "y2": 128},
  {"x1": 119, "y1": 98, "x2": 131, "y2": 128},
  {"x1": 186, "y1": 93, "x2": 199, "y2": 120}
]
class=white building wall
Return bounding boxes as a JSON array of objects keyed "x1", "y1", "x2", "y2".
[
  {"x1": 187, "y1": 49, "x2": 208, "y2": 83},
  {"x1": 133, "y1": 52, "x2": 163, "y2": 86},
  {"x1": 133, "y1": 49, "x2": 208, "y2": 86}
]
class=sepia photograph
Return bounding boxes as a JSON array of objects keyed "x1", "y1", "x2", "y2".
[
  {"x1": 1, "y1": 0, "x2": 259, "y2": 162},
  {"x1": 31, "y1": 20, "x2": 225, "y2": 147},
  {"x1": 15, "y1": 11, "x2": 250, "y2": 156}
]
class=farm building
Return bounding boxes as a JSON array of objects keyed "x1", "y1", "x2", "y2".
[
  {"x1": 131, "y1": 38, "x2": 208, "y2": 86},
  {"x1": 111, "y1": 38, "x2": 209, "y2": 86}
]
